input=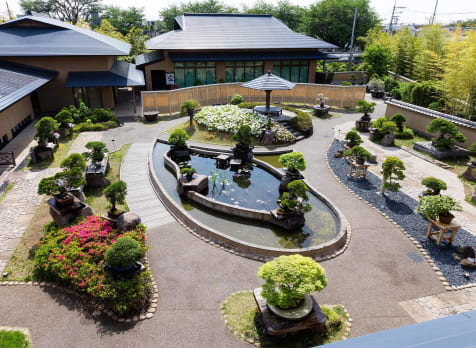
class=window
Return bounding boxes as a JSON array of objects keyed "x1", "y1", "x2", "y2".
[
  {"x1": 0, "y1": 134, "x2": 8, "y2": 150},
  {"x1": 174, "y1": 62, "x2": 216, "y2": 88},
  {"x1": 225, "y1": 61, "x2": 264, "y2": 83},
  {"x1": 273, "y1": 60, "x2": 309, "y2": 83},
  {"x1": 72, "y1": 87, "x2": 103, "y2": 108},
  {"x1": 11, "y1": 115, "x2": 32, "y2": 139}
]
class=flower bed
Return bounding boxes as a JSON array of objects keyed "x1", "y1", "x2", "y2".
[
  {"x1": 195, "y1": 105, "x2": 295, "y2": 144},
  {"x1": 34, "y1": 216, "x2": 151, "y2": 315}
]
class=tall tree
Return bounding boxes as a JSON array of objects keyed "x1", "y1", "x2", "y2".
[
  {"x1": 301, "y1": 0, "x2": 380, "y2": 49},
  {"x1": 94, "y1": 18, "x2": 124, "y2": 41},
  {"x1": 121, "y1": 27, "x2": 149, "y2": 63},
  {"x1": 100, "y1": 6, "x2": 144, "y2": 35},
  {"x1": 243, "y1": 0, "x2": 305, "y2": 31},
  {"x1": 20, "y1": 0, "x2": 101, "y2": 24}
]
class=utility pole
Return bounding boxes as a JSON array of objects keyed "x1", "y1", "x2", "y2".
[
  {"x1": 431, "y1": 0, "x2": 439, "y2": 25},
  {"x1": 6, "y1": 1, "x2": 13, "y2": 20},
  {"x1": 348, "y1": 8, "x2": 357, "y2": 71},
  {"x1": 388, "y1": 1, "x2": 396, "y2": 34},
  {"x1": 388, "y1": 0, "x2": 405, "y2": 36}
]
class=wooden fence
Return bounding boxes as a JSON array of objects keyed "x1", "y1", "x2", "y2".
[{"x1": 141, "y1": 82, "x2": 366, "y2": 116}]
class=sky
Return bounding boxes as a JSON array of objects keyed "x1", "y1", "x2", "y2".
[{"x1": 2, "y1": 0, "x2": 476, "y2": 25}]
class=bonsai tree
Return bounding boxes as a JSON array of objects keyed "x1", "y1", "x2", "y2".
[
  {"x1": 84, "y1": 141, "x2": 108, "y2": 163},
  {"x1": 381, "y1": 156, "x2": 406, "y2": 194},
  {"x1": 180, "y1": 99, "x2": 200, "y2": 125},
  {"x1": 38, "y1": 168, "x2": 86, "y2": 199},
  {"x1": 103, "y1": 180, "x2": 127, "y2": 214},
  {"x1": 168, "y1": 129, "x2": 190, "y2": 149},
  {"x1": 69, "y1": 100, "x2": 91, "y2": 124},
  {"x1": 426, "y1": 119, "x2": 467, "y2": 150},
  {"x1": 230, "y1": 94, "x2": 244, "y2": 105},
  {"x1": 372, "y1": 117, "x2": 397, "y2": 135},
  {"x1": 344, "y1": 130, "x2": 363, "y2": 147},
  {"x1": 356, "y1": 100, "x2": 376, "y2": 121},
  {"x1": 390, "y1": 113, "x2": 406, "y2": 132},
  {"x1": 35, "y1": 117, "x2": 58, "y2": 146},
  {"x1": 416, "y1": 195, "x2": 462, "y2": 221},
  {"x1": 279, "y1": 152, "x2": 306, "y2": 177},
  {"x1": 468, "y1": 143, "x2": 476, "y2": 155},
  {"x1": 180, "y1": 167, "x2": 196, "y2": 180},
  {"x1": 368, "y1": 78, "x2": 385, "y2": 92},
  {"x1": 421, "y1": 177, "x2": 447, "y2": 196},
  {"x1": 258, "y1": 255, "x2": 327, "y2": 309},
  {"x1": 60, "y1": 153, "x2": 86, "y2": 171},
  {"x1": 277, "y1": 180, "x2": 312, "y2": 216},
  {"x1": 232, "y1": 125, "x2": 253, "y2": 148},
  {"x1": 37, "y1": 176, "x2": 62, "y2": 197},
  {"x1": 55, "y1": 108, "x2": 73, "y2": 128},
  {"x1": 104, "y1": 236, "x2": 144, "y2": 271},
  {"x1": 344, "y1": 145, "x2": 373, "y2": 164}
]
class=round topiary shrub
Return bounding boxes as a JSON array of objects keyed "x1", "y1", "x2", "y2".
[
  {"x1": 279, "y1": 152, "x2": 306, "y2": 174},
  {"x1": 390, "y1": 113, "x2": 406, "y2": 131},
  {"x1": 258, "y1": 255, "x2": 327, "y2": 309},
  {"x1": 105, "y1": 236, "x2": 144, "y2": 270},
  {"x1": 168, "y1": 128, "x2": 190, "y2": 148},
  {"x1": 344, "y1": 130, "x2": 363, "y2": 147},
  {"x1": 231, "y1": 94, "x2": 244, "y2": 105},
  {"x1": 421, "y1": 177, "x2": 447, "y2": 195}
]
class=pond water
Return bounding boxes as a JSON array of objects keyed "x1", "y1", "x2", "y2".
[{"x1": 152, "y1": 141, "x2": 340, "y2": 249}]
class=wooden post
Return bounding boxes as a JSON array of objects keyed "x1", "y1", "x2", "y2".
[{"x1": 132, "y1": 87, "x2": 136, "y2": 114}]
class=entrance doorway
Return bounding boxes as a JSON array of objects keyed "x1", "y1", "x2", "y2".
[{"x1": 151, "y1": 70, "x2": 166, "y2": 90}]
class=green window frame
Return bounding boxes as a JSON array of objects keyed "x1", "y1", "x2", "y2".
[
  {"x1": 225, "y1": 61, "x2": 264, "y2": 83},
  {"x1": 273, "y1": 60, "x2": 309, "y2": 83},
  {"x1": 174, "y1": 62, "x2": 216, "y2": 88}
]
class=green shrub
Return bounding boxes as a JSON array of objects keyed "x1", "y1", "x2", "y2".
[
  {"x1": 237, "y1": 102, "x2": 262, "y2": 110},
  {"x1": 278, "y1": 180, "x2": 312, "y2": 215},
  {"x1": 92, "y1": 108, "x2": 117, "y2": 123},
  {"x1": 105, "y1": 236, "x2": 144, "y2": 269},
  {"x1": 168, "y1": 128, "x2": 190, "y2": 147},
  {"x1": 279, "y1": 152, "x2": 306, "y2": 172},
  {"x1": 258, "y1": 255, "x2": 327, "y2": 309},
  {"x1": 391, "y1": 113, "x2": 406, "y2": 126},
  {"x1": 416, "y1": 195, "x2": 462, "y2": 220},
  {"x1": 421, "y1": 177, "x2": 447, "y2": 195},
  {"x1": 232, "y1": 125, "x2": 253, "y2": 145},
  {"x1": 180, "y1": 99, "x2": 200, "y2": 116},
  {"x1": 381, "y1": 156, "x2": 405, "y2": 193},
  {"x1": 85, "y1": 141, "x2": 108, "y2": 162},
  {"x1": 180, "y1": 167, "x2": 196, "y2": 176},
  {"x1": 356, "y1": 100, "x2": 376, "y2": 118},
  {"x1": 411, "y1": 81, "x2": 443, "y2": 108},
  {"x1": 60, "y1": 153, "x2": 86, "y2": 170},
  {"x1": 69, "y1": 101, "x2": 91, "y2": 123},
  {"x1": 426, "y1": 119, "x2": 466, "y2": 150},
  {"x1": 341, "y1": 81, "x2": 352, "y2": 86},
  {"x1": 394, "y1": 127, "x2": 415, "y2": 139},
  {"x1": 468, "y1": 143, "x2": 476, "y2": 155},
  {"x1": 55, "y1": 108, "x2": 73, "y2": 126},
  {"x1": 383, "y1": 76, "x2": 399, "y2": 93},
  {"x1": 344, "y1": 130, "x2": 363, "y2": 147},
  {"x1": 344, "y1": 145, "x2": 373, "y2": 162},
  {"x1": 288, "y1": 109, "x2": 312, "y2": 131},
  {"x1": 73, "y1": 120, "x2": 118, "y2": 132},
  {"x1": 372, "y1": 117, "x2": 397, "y2": 134},
  {"x1": 0, "y1": 330, "x2": 31, "y2": 348},
  {"x1": 322, "y1": 306, "x2": 343, "y2": 330},
  {"x1": 231, "y1": 94, "x2": 244, "y2": 105},
  {"x1": 218, "y1": 78, "x2": 226, "y2": 83},
  {"x1": 104, "y1": 180, "x2": 127, "y2": 213},
  {"x1": 35, "y1": 117, "x2": 58, "y2": 143}
]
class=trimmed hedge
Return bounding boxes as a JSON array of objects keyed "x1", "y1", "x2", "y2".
[{"x1": 73, "y1": 120, "x2": 119, "y2": 132}]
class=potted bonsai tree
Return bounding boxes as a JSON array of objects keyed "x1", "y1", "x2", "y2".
[
  {"x1": 278, "y1": 152, "x2": 306, "y2": 192},
  {"x1": 230, "y1": 94, "x2": 244, "y2": 105},
  {"x1": 180, "y1": 167, "x2": 196, "y2": 181},
  {"x1": 369, "y1": 78, "x2": 385, "y2": 98},
  {"x1": 355, "y1": 100, "x2": 376, "y2": 131},
  {"x1": 38, "y1": 168, "x2": 86, "y2": 207},
  {"x1": 344, "y1": 130, "x2": 363, "y2": 148},
  {"x1": 370, "y1": 117, "x2": 397, "y2": 145},
  {"x1": 421, "y1": 177, "x2": 447, "y2": 196},
  {"x1": 34, "y1": 117, "x2": 58, "y2": 147},
  {"x1": 84, "y1": 141, "x2": 108, "y2": 166},
  {"x1": 381, "y1": 156, "x2": 406, "y2": 194},
  {"x1": 416, "y1": 195, "x2": 462, "y2": 224},
  {"x1": 344, "y1": 145, "x2": 373, "y2": 165},
  {"x1": 55, "y1": 108, "x2": 74, "y2": 137},
  {"x1": 180, "y1": 99, "x2": 200, "y2": 126},
  {"x1": 168, "y1": 128, "x2": 190, "y2": 160},
  {"x1": 103, "y1": 180, "x2": 127, "y2": 218},
  {"x1": 232, "y1": 125, "x2": 254, "y2": 162},
  {"x1": 390, "y1": 113, "x2": 406, "y2": 132},
  {"x1": 426, "y1": 119, "x2": 467, "y2": 151},
  {"x1": 104, "y1": 236, "x2": 145, "y2": 273},
  {"x1": 258, "y1": 255, "x2": 327, "y2": 319},
  {"x1": 60, "y1": 153, "x2": 86, "y2": 171}
]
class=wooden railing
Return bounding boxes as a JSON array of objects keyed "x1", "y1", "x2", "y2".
[{"x1": 141, "y1": 82, "x2": 366, "y2": 116}]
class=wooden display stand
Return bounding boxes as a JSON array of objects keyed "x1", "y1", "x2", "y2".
[
  {"x1": 426, "y1": 218, "x2": 461, "y2": 246},
  {"x1": 348, "y1": 161, "x2": 372, "y2": 179}
]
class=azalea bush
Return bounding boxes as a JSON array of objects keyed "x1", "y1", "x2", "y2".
[
  {"x1": 195, "y1": 105, "x2": 294, "y2": 144},
  {"x1": 416, "y1": 195, "x2": 462, "y2": 220},
  {"x1": 34, "y1": 216, "x2": 150, "y2": 315}
]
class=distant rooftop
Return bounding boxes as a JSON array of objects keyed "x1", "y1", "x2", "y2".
[
  {"x1": 0, "y1": 15, "x2": 130, "y2": 56},
  {"x1": 146, "y1": 13, "x2": 338, "y2": 51}
]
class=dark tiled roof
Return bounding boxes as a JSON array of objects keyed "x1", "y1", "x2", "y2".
[
  {"x1": 65, "y1": 61, "x2": 145, "y2": 87},
  {"x1": 241, "y1": 72, "x2": 296, "y2": 91},
  {"x1": 146, "y1": 14, "x2": 338, "y2": 50},
  {"x1": 0, "y1": 16, "x2": 130, "y2": 56},
  {"x1": 0, "y1": 60, "x2": 57, "y2": 112},
  {"x1": 168, "y1": 51, "x2": 336, "y2": 62},
  {"x1": 135, "y1": 51, "x2": 164, "y2": 67}
]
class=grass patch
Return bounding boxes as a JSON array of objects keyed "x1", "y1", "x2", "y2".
[
  {"x1": 24, "y1": 133, "x2": 78, "y2": 170},
  {"x1": 255, "y1": 155, "x2": 284, "y2": 168},
  {"x1": 221, "y1": 291, "x2": 348, "y2": 347},
  {"x1": 0, "y1": 183, "x2": 14, "y2": 203},
  {"x1": 84, "y1": 143, "x2": 130, "y2": 215},
  {"x1": 2, "y1": 200, "x2": 51, "y2": 281},
  {"x1": 394, "y1": 135, "x2": 428, "y2": 148},
  {"x1": 0, "y1": 330, "x2": 31, "y2": 348}
]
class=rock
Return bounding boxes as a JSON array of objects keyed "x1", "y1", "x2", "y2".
[
  {"x1": 461, "y1": 259, "x2": 476, "y2": 269},
  {"x1": 456, "y1": 246, "x2": 475, "y2": 259},
  {"x1": 381, "y1": 134, "x2": 395, "y2": 147},
  {"x1": 270, "y1": 210, "x2": 305, "y2": 231},
  {"x1": 262, "y1": 130, "x2": 276, "y2": 146},
  {"x1": 117, "y1": 212, "x2": 142, "y2": 232},
  {"x1": 462, "y1": 164, "x2": 476, "y2": 181},
  {"x1": 177, "y1": 174, "x2": 209, "y2": 196}
]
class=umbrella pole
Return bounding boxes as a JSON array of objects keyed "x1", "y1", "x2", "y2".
[{"x1": 265, "y1": 90, "x2": 271, "y2": 110}]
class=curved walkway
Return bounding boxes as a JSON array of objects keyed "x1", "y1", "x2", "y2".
[{"x1": 0, "y1": 107, "x2": 447, "y2": 347}]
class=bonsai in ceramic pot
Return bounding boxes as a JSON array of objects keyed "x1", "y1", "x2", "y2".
[
  {"x1": 104, "y1": 236, "x2": 145, "y2": 273},
  {"x1": 38, "y1": 168, "x2": 85, "y2": 207},
  {"x1": 258, "y1": 255, "x2": 327, "y2": 319},
  {"x1": 103, "y1": 180, "x2": 127, "y2": 218},
  {"x1": 421, "y1": 177, "x2": 447, "y2": 196},
  {"x1": 278, "y1": 152, "x2": 306, "y2": 192},
  {"x1": 232, "y1": 125, "x2": 254, "y2": 163},
  {"x1": 344, "y1": 145, "x2": 373, "y2": 165},
  {"x1": 168, "y1": 128, "x2": 190, "y2": 160},
  {"x1": 35, "y1": 117, "x2": 58, "y2": 147},
  {"x1": 180, "y1": 167, "x2": 196, "y2": 181},
  {"x1": 416, "y1": 194, "x2": 462, "y2": 224},
  {"x1": 84, "y1": 141, "x2": 108, "y2": 166},
  {"x1": 356, "y1": 100, "x2": 376, "y2": 122}
]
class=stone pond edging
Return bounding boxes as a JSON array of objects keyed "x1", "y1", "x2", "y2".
[{"x1": 149, "y1": 139, "x2": 351, "y2": 261}]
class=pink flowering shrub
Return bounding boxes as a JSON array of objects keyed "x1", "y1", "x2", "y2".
[{"x1": 34, "y1": 216, "x2": 150, "y2": 315}]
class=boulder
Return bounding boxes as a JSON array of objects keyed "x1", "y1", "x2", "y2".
[
  {"x1": 262, "y1": 130, "x2": 276, "y2": 145},
  {"x1": 117, "y1": 212, "x2": 142, "y2": 232},
  {"x1": 381, "y1": 134, "x2": 395, "y2": 147}
]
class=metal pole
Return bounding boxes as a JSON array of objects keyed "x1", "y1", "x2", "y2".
[
  {"x1": 431, "y1": 0, "x2": 439, "y2": 25},
  {"x1": 265, "y1": 90, "x2": 271, "y2": 110},
  {"x1": 348, "y1": 8, "x2": 358, "y2": 71},
  {"x1": 389, "y1": 1, "x2": 396, "y2": 35}
]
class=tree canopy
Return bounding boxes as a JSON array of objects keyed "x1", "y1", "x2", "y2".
[
  {"x1": 20, "y1": 0, "x2": 101, "y2": 24},
  {"x1": 99, "y1": 6, "x2": 144, "y2": 35}
]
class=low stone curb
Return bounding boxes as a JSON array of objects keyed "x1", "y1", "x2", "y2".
[
  {"x1": 0, "y1": 255, "x2": 159, "y2": 323},
  {"x1": 326, "y1": 136, "x2": 456, "y2": 292},
  {"x1": 400, "y1": 146, "x2": 452, "y2": 169},
  {"x1": 220, "y1": 290, "x2": 352, "y2": 346}
]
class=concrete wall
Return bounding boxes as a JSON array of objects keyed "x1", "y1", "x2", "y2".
[
  {"x1": 5, "y1": 56, "x2": 116, "y2": 113},
  {"x1": 0, "y1": 96, "x2": 34, "y2": 141},
  {"x1": 385, "y1": 101, "x2": 476, "y2": 148}
]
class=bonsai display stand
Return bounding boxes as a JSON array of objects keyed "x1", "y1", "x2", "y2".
[
  {"x1": 312, "y1": 105, "x2": 330, "y2": 117},
  {"x1": 348, "y1": 161, "x2": 373, "y2": 179},
  {"x1": 230, "y1": 158, "x2": 242, "y2": 170},
  {"x1": 47, "y1": 197, "x2": 92, "y2": 227},
  {"x1": 215, "y1": 154, "x2": 232, "y2": 168},
  {"x1": 426, "y1": 218, "x2": 461, "y2": 246},
  {"x1": 253, "y1": 288, "x2": 327, "y2": 337},
  {"x1": 355, "y1": 120, "x2": 371, "y2": 132},
  {"x1": 30, "y1": 143, "x2": 56, "y2": 163},
  {"x1": 86, "y1": 154, "x2": 110, "y2": 187},
  {"x1": 177, "y1": 174, "x2": 208, "y2": 195}
]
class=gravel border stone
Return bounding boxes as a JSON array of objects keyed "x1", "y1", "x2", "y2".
[{"x1": 327, "y1": 139, "x2": 476, "y2": 288}]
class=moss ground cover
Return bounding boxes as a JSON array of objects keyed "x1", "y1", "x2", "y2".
[{"x1": 25, "y1": 133, "x2": 78, "y2": 170}]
